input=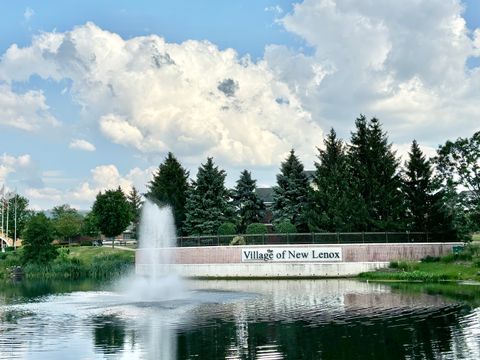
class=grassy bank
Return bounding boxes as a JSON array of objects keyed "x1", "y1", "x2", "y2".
[
  {"x1": 359, "y1": 243, "x2": 480, "y2": 282},
  {"x1": 0, "y1": 246, "x2": 135, "y2": 280}
]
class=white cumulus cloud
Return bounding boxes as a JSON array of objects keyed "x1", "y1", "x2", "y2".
[
  {"x1": 69, "y1": 139, "x2": 96, "y2": 152},
  {"x1": 0, "y1": 85, "x2": 60, "y2": 131},
  {"x1": 0, "y1": 22, "x2": 323, "y2": 166},
  {"x1": 0, "y1": 153, "x2": 33, "y2": 184},
  {"x1": 26, "y1": 164, "x2": 155, "y2": 209},
  {"x1": 266, "y1": 0, "x2": 480, "y2": 146}
]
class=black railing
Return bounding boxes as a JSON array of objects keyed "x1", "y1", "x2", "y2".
[{"x1": 176, "y1": 232, "x2": 451, "y2": 247}]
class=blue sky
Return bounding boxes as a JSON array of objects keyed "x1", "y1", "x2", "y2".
[{"x1": 1, "y1": 0, "x2": 479, "y2": 209}]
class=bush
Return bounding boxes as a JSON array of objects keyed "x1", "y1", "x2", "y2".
[
  {"x1": 421, "y1": 256, "x2": 440, "y2": 263},
  {"x1": 230, "y1": 236, "x2": 246, "y2": 245},
  {"x1": 246, "y1": 223, "x2": 268, "y2": 235},
  {"x1": 217, "y1": 222, "x2": 237, "y2": 235},
  {"x1": 274, "y1": 222, "x2": 297, "y2": 234}
]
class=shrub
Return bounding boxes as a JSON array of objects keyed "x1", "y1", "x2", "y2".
[
  {"x1": 274, "y1": 222, "x2": 297, "y2": 234},
  {"x1": 421, "y1": 256, "x2": 440, "y2": 263},
  {"x1": 246, "y1": 223, "x2": 267, "y2": 235},
  {"x1": 230, "y1": 236, "x2": 246, "y2": 245},
  {"x1": 217, "y1": 222, "x2": 237, "y2": 235}
]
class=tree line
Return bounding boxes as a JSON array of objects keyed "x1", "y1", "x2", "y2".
[
  {"x1": 5, "y1": 115, "x2": 479, "y2": 256},
  {"x1": 147, "y1": 115, "x2": 479, "y2": 240}
]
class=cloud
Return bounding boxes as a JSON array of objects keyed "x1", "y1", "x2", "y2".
[
  {"x1": 0, "y1": 22, "x2": 322, "y2": 166},
  {"x1": 265, "y1": 6, "x2": 284, "y2": 15},
  {"x1": 69, "y1": 139, "x2": 96, "y2": 152},
  {"x1": 26, "y1": 164, "x2": 155, "y2": 209},
  {"x1": 0, "y1": 153, "x2": 34, "y2": 185},
  {"x1": 0, "y1": 85, "x2": 60, "y2": 131},
  {"x1": 266, "y1": 0, "x2": 480, "y2": 146},
  {"x1": 24, "y1": 7, "x2": 34, "y2": 22}
]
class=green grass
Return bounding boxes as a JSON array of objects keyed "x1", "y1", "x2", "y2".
[
  {"x1": 68, "y1": 246, "x2": 135, "y2": 265},
  {"x1": 0, "y1": 246, "x2": 135, "y2": 280},
  {"x1": 359, "y1": 243, "x2": 480, "y2": 282},
  {"x1": 472, "y1": 233, "x2": 480, "y2": 242}
]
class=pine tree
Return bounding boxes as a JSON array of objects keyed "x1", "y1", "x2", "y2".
[
  {"x1": 308, "y1": 129, "x2": 361, "y2": 232},
  {"x1": 147, "y1": 152, "x2": 189, "y2": 234},
  {"x1": 232, "y1": 170, "x2": 265, "y2": 232},
  {"x1": 127, "y1": 186, "x2": 143, "y2": 238},
  {"x1": 183, "y1": 157, "x2": 233, "y2": 235},
  {"x1": 348, "y1": 116, "x2": 404, "y2": 231},
  {"x1": 271, "y1": 149, "x2": 310, "y2": 232},
  {"x1": 403, "y1": 140, "x2": 432, "y2": 231}
]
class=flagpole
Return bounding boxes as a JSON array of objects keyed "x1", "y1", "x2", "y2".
[
  {"x1": 1, "y1": 195, "x2": 3, "y2": 253},
  {"x1": 6, "y1": 198, "x2": 9, "y2": 249},
  {"x1": 14, "y1": 194, "x2": 17, "y2": 250}
]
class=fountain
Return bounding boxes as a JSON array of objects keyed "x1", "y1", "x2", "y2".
[{"x1": 122, "y1": 200, "x2": 186, "y2": 302}]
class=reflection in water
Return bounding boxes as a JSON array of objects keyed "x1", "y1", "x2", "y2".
[
  {"x1": 92, "y1": 315, "x2": 126, "y2": 354},
  {"x1": 0, "y1": 279, "x2": 479, "y2": 359}
]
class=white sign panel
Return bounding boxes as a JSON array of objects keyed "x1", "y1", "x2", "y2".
[{"x1": 241, "y1": 247, "x2": 342, "y2": 262}]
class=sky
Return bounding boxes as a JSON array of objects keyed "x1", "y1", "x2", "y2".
[{"x1": 0, "y1": 0, "x2": 479, "y2": 210}]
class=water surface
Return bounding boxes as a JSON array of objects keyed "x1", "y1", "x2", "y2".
[{"x1": 0, "y1": 279, "x2": 479, "y2": 359}]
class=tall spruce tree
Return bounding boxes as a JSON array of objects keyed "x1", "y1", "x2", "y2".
[
  {"x1": 147, "y1": 152, "x2": 189, "y2": 234},
  {"x1": 404, "y1": 140, "x2": 459, "y2": 238},
  {"x1": 308, "y1": 129, "x2": 362, "y2": 232},
  {"x1": 348, "y1": 115, "x2": 404, "y2": 231},
  {"x1": 403, "y1": 140, "x2": 432, "y2": 231},
  {"x1": 271, "y1": 149, "x2": 310, "y2": 232},
  {"x1": 232, "y1": 170, "x2": 265, "y2": 233},
  {"x1": 183, "y1": 157, "x2": 233, "y2": 235}
]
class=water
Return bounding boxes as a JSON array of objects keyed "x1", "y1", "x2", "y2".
[
  {"x1": 1, "y1": 205, "x2": 479, "y2": 359},
  {"x1": 0, "y1": 279, "x2": 479, "y2": 359}
]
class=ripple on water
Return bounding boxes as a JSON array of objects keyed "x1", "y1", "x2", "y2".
[{"x1": 1, "y1": 281, "x2": 479, "y2": 360}]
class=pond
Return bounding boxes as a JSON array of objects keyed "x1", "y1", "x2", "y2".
[{"x1": 0, "y1": 278, "x2": 479, "y2": 359}]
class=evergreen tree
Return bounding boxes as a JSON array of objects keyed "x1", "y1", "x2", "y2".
[
  {"x1": 308, "y1": 129, "x2": 362, "y2": 232},
  {"x1": 271, "y1": 149, "x2": 310, "y2": 232},
  {"x1": 183, "y1": 157, "x2": 233, "y2": 235},
  {"x1": 92, "y1": 187, "x2": 132, "y2": 247},
  {"x1": 403, "y1": 140, "x2": 432, "y2": 231},
  {"x1": 147, "y1": 152, "x2": 189, "y2": 234},
  {"x1": 127, "y1": 186, "x2": 143, "y2": 238},
  {"x1": 232, "y1": 170, "x2": 265, "y2": 232},
  {"x1": 348, "y1": 116, "x2": 404, "y2": 231}
]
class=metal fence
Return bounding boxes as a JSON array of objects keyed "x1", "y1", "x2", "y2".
[{"x1": 176, "y1": 232, "x2": 450, "y2": 247}]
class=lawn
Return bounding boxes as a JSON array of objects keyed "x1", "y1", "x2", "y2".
[{"x1": 68, "y1": 246, "x2": 135, "y2": 265}]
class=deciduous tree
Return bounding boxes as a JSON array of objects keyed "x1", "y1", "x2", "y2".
[
  {"x1": 92, "y1": 188, "x2": 132, "y2": 247},
  {"x1": 22, "y1": 213, "x2": 57, "y2": 264}
]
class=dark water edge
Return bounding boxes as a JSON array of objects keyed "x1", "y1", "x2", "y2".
[{"x1": 0, "y1": 279, "x2": 479, "y2": 360}]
